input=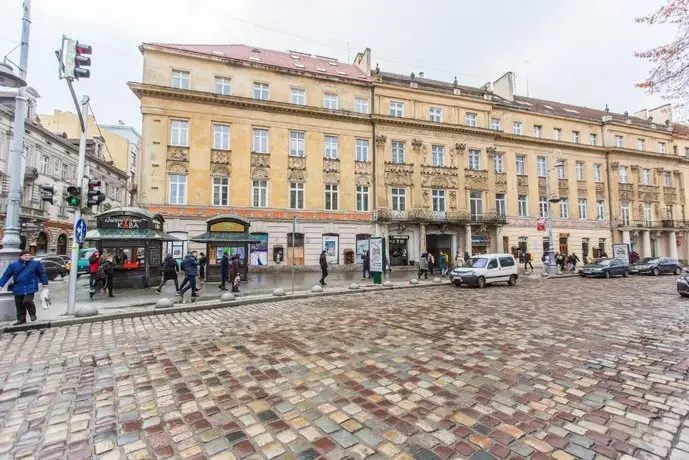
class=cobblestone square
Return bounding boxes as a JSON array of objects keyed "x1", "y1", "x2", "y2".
[{"x1": 0, "y1": 276, "x2": 688, "y2": 459}]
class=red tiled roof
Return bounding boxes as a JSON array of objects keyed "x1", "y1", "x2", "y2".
[{"x1": 145, "y1": 43, "x2": 371, "y2": 82}]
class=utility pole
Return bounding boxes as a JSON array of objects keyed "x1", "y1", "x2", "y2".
[{"x1": 545, "y1": 152, "x2": 563, "y2": 276}]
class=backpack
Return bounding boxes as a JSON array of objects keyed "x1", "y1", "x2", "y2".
[{"x1": 541, "y1": 254, "x2": 547, "y2": 262}]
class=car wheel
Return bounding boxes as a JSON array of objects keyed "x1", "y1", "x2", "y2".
[
  {"x1": 476, "y1": 276, "x2": 486, "y2": 289},
  {"x1": 508, "y1": 275, "x2": 517, "y2": 286},
  {"x1": 675, "y1": 267, "x2": 681, "y2": 275},
  {"x1": 452, "y1": 280, "x2": 461, "y2": 287},
  {"x1": 652, "y1": 267, "x2": 660, "y2": 276},
  {"x1": 681, "y1": 293, "x2": 689, "y2": 298},
  {"x1": 623, "y1": 270, "x2": 629, "y2": 278},
  {"x1": 604, "y1": 270, "x2": 611, "y2": 279}
]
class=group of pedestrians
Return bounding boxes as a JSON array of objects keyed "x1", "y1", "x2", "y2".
[
  {"x1": 418, "y1": 250, "x2": 466, "y2": 279},
  {"x1": 87, "y1": 250, "x2": 115, "y2": 299},
  {"x1": 539, "y1": 251, "x2": 582, "y2": 273},
  {"x1": 155, "y1": 250, "x2": 243, "y2": 298}
]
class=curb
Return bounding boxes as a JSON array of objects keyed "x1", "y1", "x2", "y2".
[{"x1": 1, "y1": 281, "x2": 451, "y2": 333}]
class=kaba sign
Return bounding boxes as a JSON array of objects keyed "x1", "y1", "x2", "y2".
[{"x1": 100, "y1": 216, "x2": 148, "y2": 229}]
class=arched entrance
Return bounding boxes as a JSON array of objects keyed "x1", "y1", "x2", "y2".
[
  {"x1": 36, "y1": 232, "x2": 48, "y2": 253},
  {"x1": 57, "y1": 234, "x2": 67, "y2": 255}
]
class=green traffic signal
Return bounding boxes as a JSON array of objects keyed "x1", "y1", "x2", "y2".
[
  {"x1": 66, "y1": 185, "x2": 81, "y2": 207},
  {"x1": 66, "y1": 196, "x2": 80, "y2": 206}
]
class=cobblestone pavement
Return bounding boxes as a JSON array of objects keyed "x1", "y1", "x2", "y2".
[{"x1": 0, "y1": 276, "x2": 688, "y2": 460}]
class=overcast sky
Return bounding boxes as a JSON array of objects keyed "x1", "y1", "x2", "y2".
[{"x1": 0, "y1": 0, "x2": 677, "y2": 132}]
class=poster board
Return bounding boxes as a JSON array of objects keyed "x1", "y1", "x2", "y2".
[
  {"x1": 356, "y1": 239, "x2": 370, "y2": 263},
  {"x1": 250, "y1": 233, "x2": 268, "y2": 265},
  {"x1": 322, "y1": 235, "x2": 339, "y2": 264},
  {"x1": 370, "y1": 237, "x2": 384, "y2": 272},
  {"x1": 612, "y1": 243, "x2": 630, "y2": 264}
]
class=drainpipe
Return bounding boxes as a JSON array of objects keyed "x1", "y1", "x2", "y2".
[{"x1": 371, "y1": 84, "x2": 378, "y2": 235}]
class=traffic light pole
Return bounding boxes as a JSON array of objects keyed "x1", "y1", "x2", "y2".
[{"x1": 66, "y1": 94, "x2": 89, "y2": 315}]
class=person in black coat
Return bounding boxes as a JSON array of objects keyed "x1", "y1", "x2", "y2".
[
  {"x1": 319, "y1": 250, "x2": 328, "y2": 286},
  {"x1": 198, "y1": 252, "x2": 208, "y2": 281},
  {"x1": 156, "y1": 254, "x2": 179, "y2": 293},
  {"x1": 219, "y1": 251, "x2": 230, "y2": 291},
  {"x1": 362, "y1": 250, "x2": 371, "y2": 280}
]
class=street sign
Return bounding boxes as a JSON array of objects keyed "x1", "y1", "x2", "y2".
[{"x1": 74, "y1": 218, "x2": 87, "y2": 244}]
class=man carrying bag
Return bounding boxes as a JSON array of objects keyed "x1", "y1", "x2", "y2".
[{"x1": 0, "y1": 250, "x2": 49, "y2": 325}]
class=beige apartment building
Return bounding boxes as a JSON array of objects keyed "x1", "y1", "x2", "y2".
[{"x1": 130, "y1": 43, "x2": 689, "y2": 269}]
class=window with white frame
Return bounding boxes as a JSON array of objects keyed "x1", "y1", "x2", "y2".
[
  {"x1": 556, "y1": 161, "x2": 566, "y2": 179},
  {"x1": 391, "y1": 141, "x2": 405, "y2": 163},
  {"x1": 253, "y1": 82, "x2": 269, "y2": 100},
  {"x1": 391, "y1": 188, "x2": 406, "y2": 211},
  {"x1": 490, "y1": 118, "x2": 501, "y2": 130},
  {"x1": 615, "y1": 135, "x2": 624, "y2": 147},
  {"x1": 324, "y1": 135, "x2": 339, "y2": 159},
  {"x1": 429, "y1": 107, "x2": 442, "y2": 122},
  {"x1": 355, "y1": 139, "x2": 369, "y2": 162},
  {"x1": 431, "y1": 145, "x2": 444, "y2": 167},
  {"x1": 356, "y1": 185, "x2": 369, "y2": 211},
  {"x1": 518, "y1": 194, "x2": 528, "y2": 217},
  {"x1": 465, "y1": 113, "x2": 477, "y2": 127},
  {"x1": 432, "y1": 189, "x2": 446, "y2": 212},
  {"x1": 323, "y1": 93, "x2": 339, "y2": 110},
  {"x1": 494, "y1": 153, "x2": 504, "y2": 173},
  {"x1": 324, "y1": 184, "x2": 338, "y2": 210},
  {"x1": 643, "y1": 202, "x2": 653, "y2": 225},
  {"x1": 560, "y1": 198, "x2": 569, "y2": 219},
  {"x1": 169, "y1": 119, "x2": 189, "y2": 146},
  {"x1": 468, "y1": 149, "x2": 481, "y2": 170},
  {"x1": 512, "y1": 121, "x2": 522, "y2": 135},
  {"x1": 470, "y1": 191, "x2": 483, "y2": 217},
  {"x1": 590, "y1": 133, "x2": 598, "y2": 145},
  {"x1": 213, "y1": 124, "x2": 230, "y2": 150},
  {"x1": 642, "y1": 168, "x2": 651, "y2": 185},
  {"x1": 552, "y1": 128, "x2": 561, "y2": 140},
  {"x1": 576, "y1": 162, "x2": 584, "y2": 180},
  {"x1": 594, "y1": 164, "x2": 602, "y2": 182},
  {"x1": 619, "y1": 166, "x2": 628, "y2": 183},
  {"x1": 40, "y1": 155, "x2": 49, "y2": 174},
  {"x1": 533, "y1": 125, "x2": 543, "y2": 138},
  {"x1": 389, "y1": 101, "x2": 404, "y2": 117},
  {"x1": 171, "y1": 70, "x2": 190, "y2": 89},
  {"x1": 516, "y1": 155, "x2": 526, "y2": 175},
  {"x1": 539, "y1": 196, "x2": 549, "y2": 217},
  {"x1": 252, "y1": 180, "x2": 267, "y2": 208},
  {"x1": 596, "y1": 200, "x2": 605, "y2": 220},
  {"x1": 664, "y1": 171, "x2": 672, "y2": 187},
  {"x1": 252, "y1": 128, "x2": 269, "y2": 153},
  {"x1": 212, "y1": 176, "x2": 229, "y2": 206},
  {"x1": 496, "y1": 193, "x2": 506, "y2": 216},
  {"x1": 578, "y1": 198, "x2": 588, "y2": 219},
  {"x1": 637, "y1": 138, "x2": 646, "y2": 151},
  {"x1": 537, "y1": 157, "x2": 547, "y2": 177},
  {"x1": 289, "y1": 131, "x2": 305, "y2": 157},
  {"x1": 61, "y1": 163, "x2": 68, "y2": 180},
  {"x1": 355, "y1": 98, "x2": 369, "y2": 114},
  {"x1": 291, "y1": 88, "x2": 306, "y2": 105},
  {"x1": 621, "y1": 202, "x2": 631, "y2": 225},
  {"x1": 53, "y1": 159, "x2": 61, "y2": 177},
  {"x1": 214, "y1": 77, "x2": 231, "y2": 95},
  {"x1": 572, "y1": 131, "x2": 580, "y2": 143},
  {"x1": 289, "y1": 182, "x2": 304, "y2": 209},
  {"x1": 168, "y1": 175, "x2": 187, "y2": 205},
  {"x1": 667, "y1": 204, "x2": 674, "y2": 220},
  {"x1": 658, "y1": 142, "x2": 666, "y2": 154}
]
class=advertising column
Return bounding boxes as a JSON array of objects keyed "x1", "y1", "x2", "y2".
[{"x1": 369, "y1": 236, "x2": 385, "y2": 284}]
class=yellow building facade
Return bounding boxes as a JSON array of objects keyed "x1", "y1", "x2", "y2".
[{"x1": 130, "y1": 43, "x2": 689, "y2": 269}]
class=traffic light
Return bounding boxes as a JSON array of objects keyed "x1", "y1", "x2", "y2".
[
  {"x1": 73, "y1": 42, "x2": 92, "y2": 79},
  {"x1": 86, "y1": 180, "x2": 105, "y2": 206},
  {"x1": 59, "y1": 36, "x2": 92, "y2": 80},
  {"x1": 65, "y1": 185, "x2": 81, "y2": 207},
  {"x1": 39, "y1": 184, "x2": 55, "y2": 205}
]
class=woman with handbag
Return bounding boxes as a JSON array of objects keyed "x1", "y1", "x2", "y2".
[{"x1": 0, "y1": 250, "x2": 49, "y2": 325}]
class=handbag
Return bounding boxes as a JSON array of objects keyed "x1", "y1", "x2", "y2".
[{"x1": 7, "y1": 262, "x2": 30, "y2": 292}]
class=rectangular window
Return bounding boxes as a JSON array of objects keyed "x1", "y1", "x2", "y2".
[
  {"x1": 391, "y1": 141, "x2": 405, "y2": 164},
  {"x1": 578, "y1": 199, "x2": 588, "y2": 219},
  {"x1": 212, "y1": 176, "x2": 229, "y2": 206},
  {"x1": 615, "y1": 135, "x2": 624, "y2": 147},
  {"x1": 465, "y1": 112, "x2": 477, "y2": 127},
  {"x1": 252, "y1": 128, "x2": 269, "y2": 153},
  {"x1": 291, "y1": 88, "x2": 306, "y2": 105},
  {"x1": 429, "y1": 107, "x2": 443, "y2": 122},
  {"x1": 643, "y1": 203, "x2": 653, "y2": 226},
  {"x1": 557, "y1": 161, "x2": 566, "y2": 179},
  {"x1": 516, "y1": 155, "x2": 526, "y2": 175},
  {"x1": 664, "y1": 171, "x2": 672, "y2": 187},
  {"x1": 431, "y1": 145, "x2": 444, "y2": 167},
  {"x1": 667, "y1": 204, "x2": 674, "y2": 220},
  {"x1": 53, "y1": 159, "x2": 61, "y2": 177},
  {"x1": 324, "y1": 184, "x2": 338, "y2": 210},
  {"x1": 470, "y1": 191, "x2": 483, "y2": 217},
  {"x1": 494, "y1": 153, "x2": 504, "y2": 173},
  {"x1": 572, "y1": 131, "x2": 580, "y2": 143},
  {"x1": 685, "y1": 147, "x2": 689, "y2": 158},
  {"x1": 171, "y1": 70, "x2": 190, "y2": 89},
  {"x1": 596, "y1": 200, "x2": 605, "y2": 220},
  {"x1": 490, "y1": 118, "x2": 501, "y2": 130},
  {"x1": 168, "y1": 175, "x2": 187, "y2": 205},
  {"x1": 594, "y1": 164, "x2": 602, "y2": 182},
  {"x1": 518, "y1": 195, "x2": 528, "y2": 217},
  {"x1": 356, "y1": 185, "x2": 369, "y2": 211},
  {"x1": 40, "y1": 155, "x2": 49, "y2": 175},
  {"x1": 61, "y1": 163, "x2": 68, "y2": 180},
  {"x1": 169, "y1": 119, "x2": 189, "y2": 146},
  {"x1": 618, "y1": 166, "x2": 628, "y2": 184},
  {"x1": 560, "y1": 198, "x2": 569, "y2": 219},
  {"x1": 468, "y1": 149, "x2": 481, "y2": 170},
  {"x1": 432, "y1": 189, "x2": 446, "y2": 212},
  {"x1": 356, "y1": 139, "x2": 369, "y2": 162},
  {"x1": 637, "y1": 138, "x2": 646, "y2": 151},
  {"x1": 289, "y1": 131, "x2": 305, "y2": 157},
  {"x1": 391, "y1": 188, "x2": 406, "y2": 211},
  {"x1": 621, "y1": 202, "x2": 631, "y2": 225},
  {"x1": 658, "y1": 142, "x2": 666, "y2": 154},
  {"x1": 537, "y1": 157, "x2": 547, "y2": 177},
  {"x1": 252, "y1": 180, "x2": 267, "y2": 208},
  {"x1": 253, "y1": 82, "x2": 270, "y2": 100},
  {"x1": 533, "y1": 125, "x2": 542, "y2": 138},
  {"x1": 289, "y1": 182, "x2": 304, "y2": 209},
  {"x1": 496, "y1": 193, "x2": 506, "y2": 216},
  {"x1": 324, "y1": 135, "x2": 339, "y2": 159},
  {"x1": 389, "y1": 101, "x2": 404, "y2": 117},
  {"x1": 590, "y1": 133, "x2": 598, "y2": 145},
  {"x1": 355, "y1": 98, "x2": 369, "y2": 114},
  {"x1": 323, "y1": 93, "x2": 339, "y2": 110},
  {"x1": 539, "y1": 196, "x2": 549, "y2": 218},
  {"x1": 213, "y1": 124, "x2": 230, "y2": 150},
  {"x1": 553, "y1": 128, "x2": 561, "y2": 140},
  {"x1": 576, "y1": 162, "x2": 585, "y2": 180},
  {"x1": 512, "y1": 121, "x2": 522, "y2": 135},
  {"x1": 642, "y1": 168, "x2": 651, "y2": 185},
  {"x1": 214, "y1": 77, "x2": 231, "y2": 95}
]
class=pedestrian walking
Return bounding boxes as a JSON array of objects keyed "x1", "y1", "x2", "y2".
[
  {"x1": 179, "y1": 251, "x2": 199, "y2": 298},
  {"x1": 524, "y1": 251, "x2": 534, "y2": 273},
  {"x1": 219, "y1": 251, "x2": 230, "y2": 291},
  {"x1": 427, "y1": 252, "x2": 435, "y2": 275},
  {"x1": 455, "y1": 252, "x2": 464, "y2": 268},
  {"x1": 179, "y1": 250, "x2": 200, "y2": 293},
  {"x1": 418, "y1": 252, "x2": 429, "y2": 279},
  {"x1": 0, "y1": 250, "x2": 48, "y2": 325},
  {"x1": 88, "y1": 250, "x2": 100, "y2": 289},
  {"x1": 101, "y1": 255, "x2": 114, "y2": 297},
  {"x1": 362, "y1": 250, "x2": 370, "y2": 280},
  {"x1": 156, "y1": 253, "x2": 179, "y2": 294},
  {"x1": 438, "y1": 252, "x2": 447, "y2": 277},
  {"x1": 230, "y1": 254, "x2": 240, "y2": 292},
  {"x1": 198, "y1": 252, "x2": 208, "y2": 281},
  {"x1": 570, "y1": 252, "x2": 580, "y2": 271},
  {"x1": 319, "y1": 250, "x2": 328, "y2": 286},
  {"x1": 463, "y1": 251, "x2": 471, "y2": 263}
]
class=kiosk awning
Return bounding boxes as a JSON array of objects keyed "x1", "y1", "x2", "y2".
[
  {"x1": 190, "y1": 232, "x2": 261, "y2": 244},
  {"x1": 86, "y1": 228, "x2": 180, "y2": 241}
]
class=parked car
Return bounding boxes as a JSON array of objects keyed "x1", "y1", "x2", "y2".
[
  {"x1": 629, "y1": 257, "x2": 681, "y2": 276},
  {"x1": 449, "y1": 253, "x2": 518, "y2": 288},
  {"x1": 38, "y1": 259, "x2": 67, "y2": 281},
  {"x1": 579, "y1": 258, "x2": 629, "y2": 278},
  {"x1": 34, "y1": 255, "x2": 68, "y2": 273},
  {"x1": 676, "y1": 270, "x2": 689, "y2": 297}
]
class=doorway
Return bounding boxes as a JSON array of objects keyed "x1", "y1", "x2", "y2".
[
  {"x1": 559, "y1": 236, "x2": 568, "y2": 255},
  {"x1": 389, "y1": 235, "x2": 409, "y2": 266},
  {"x1": 426, "y1": 234, "x2": 452, "y2": 261},
  {"x1": 57, "y1": 234, "x2": 67, "y2": 255},
  {"x1": 287, "y1": 232, "x2": 304, "y2": 265}
]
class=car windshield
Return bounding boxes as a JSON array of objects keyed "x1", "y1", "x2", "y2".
[
  {"x1": 464, "y1": 257, "x2": 488, "y2": 268},
  {"x1": 637, "y1": 257, "x2": 654, "y2": 263},
  {"x1": 79, "y1": 249, "x2": 93, "y2": 258},
  {"x1": 598, "y1": 259, "x2": 612, "y2": 266}
]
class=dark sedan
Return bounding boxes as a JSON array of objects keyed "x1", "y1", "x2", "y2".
[
  {"x1": 579, "y1": 258, "x2": 629, "y2": 278},
  {"x1": 630, "y1": 257, "x2": 681, "y2": 276},
  {"x1": 38, "y1": 259, "x2": 67, "y2": 281},
  {"x1": 677, "y1": 271, "x2": 689, "y2": 297}
]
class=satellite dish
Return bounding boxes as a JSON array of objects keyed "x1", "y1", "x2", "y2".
[{"x1": 0, "y1": 61, "x2": 26, "y2": 88}]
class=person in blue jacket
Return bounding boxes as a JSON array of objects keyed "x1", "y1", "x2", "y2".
[
  {"x1": 179, "y1": 251, "x2": 199, "y2": 298},
  {"x1": 0, "y1": 250, "x2": 49, "y2": 325}
]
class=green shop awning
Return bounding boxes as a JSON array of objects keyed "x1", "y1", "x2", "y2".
[
  {"x1": 190, "y1": 232, "x2": 261, "y2": 244},
  {"x1": 86, "y1": 228, "x2": 180, "y2": 241}
]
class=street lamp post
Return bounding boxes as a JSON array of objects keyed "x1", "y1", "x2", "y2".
[{"x1": 544, "y1": 151, "x2": 562, "y2": 276}]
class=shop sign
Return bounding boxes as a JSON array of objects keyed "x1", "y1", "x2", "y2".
[
  {"x1": 100, "y1": 216, "x2": 148, "y2": 229},
  {"x1": 390, "y1": 235, "x2": 409, "y2": 245},
  {"x1": 472, "y1": 236, "x2": 489, "y2": 245},
  {"x1": 210, "y1": 221, "x2": 246, "y2": 232},
  {"x1": 536, "y1": 218, "x2": 546, "y2": 231}
]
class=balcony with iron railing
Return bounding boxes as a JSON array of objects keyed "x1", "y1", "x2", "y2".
[
  {"x1": 615, "y1": 219, "x2": 689, "y2": 230},
  {"x1": 377, "y1": 208, "x2": 506, "y2": 225},
  {"x1": 0, "y1": 197, "x2": 47, "y2": 219}
]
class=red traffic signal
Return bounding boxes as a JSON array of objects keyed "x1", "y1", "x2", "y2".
[
  {"x1": 74, "y1": 41, "x2": 92, "y2": 79},
  {"x1": 76, "y1": 43, "x2": 92, "y2": 55}
]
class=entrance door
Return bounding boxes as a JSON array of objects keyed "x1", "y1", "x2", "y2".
[
  {"x1": 426, "y1": 234, "x2": 451, "y2": 264},
  {"x1": 287, "y1": 232, "x2": 304, "y2": 265},
  {"x1": 559, "y1": 236, "x2": 568, "y2": 255},
  {"x1": 57, "y1": 234, "x2": 67, "y2": 255},
  {"x1": 389, "y1": 236, "x2": 409, "y2": 266}
]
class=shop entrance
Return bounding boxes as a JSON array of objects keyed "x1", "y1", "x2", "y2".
[
  {"x1": 471, "y1": 235, "x2": 489, "y2": 255},
  {"x1": 559, "y1": 235, "x2": 569, "y2": 255},
  {"x1": 426, "y1": 234, "x2": 451, "y2": 261},
  {"x1": 389, "y1": 235, "x2": 409, "y2": 266}
]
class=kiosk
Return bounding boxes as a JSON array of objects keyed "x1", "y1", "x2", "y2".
[
  {"x1": 190, "y1": 215, "x2": 260, "y2": 281},
  {"x1": 85, "y1": 208, "x2": 178, "y2": 289}
]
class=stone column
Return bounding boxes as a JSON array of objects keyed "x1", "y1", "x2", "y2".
[
  {"x1": 465, "y1": 224, "x2": 472, "y2": 256},
  {"x1": 669, "y1": 231, "x2": 679, "y2": 259},
  {"x1": 642, "y1": 230, "x2": 652, "y2": 258},
  {"x1": 622, "y1": 230, "x2": 631, "y2": 246},
  {"x1": 419, "y1": 223, "x2": 426, "y2": 258}
]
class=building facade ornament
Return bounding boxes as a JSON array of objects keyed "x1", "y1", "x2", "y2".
[
  {"x1": 323, "y1": 158, "x2": 340, "y2": 173},
  {"x1": 211, "y1": 149, "x2": 231, "y2": 165},
  {"x1": 251, "y1": 152, "x2": 270, "y2": 168},
  {"x1": 211, "y1": 164, "x2": 230, "y2": 176},
  {"x1": 375, "y1": 135, "x2": 387, "y2": 145},
  {"x1": 167, "y1": 146, "x2": 189, "y2": 162},
  {"x1": 384, "y1": 162, "x2": 414, "y2": 186},
  {"x1": 411, "y1": 138, "x2": 423, "y2": 150},
  {"x1": 167, "y1": 162, "x2": 188, "y2": 174},
  {"x1": 288, "y1": 156, "x2": 306, "y2": 170}
]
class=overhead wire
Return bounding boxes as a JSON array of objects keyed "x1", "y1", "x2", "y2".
[{"x1": 87, "y1": 101, "x2": 115, "y2": 165}]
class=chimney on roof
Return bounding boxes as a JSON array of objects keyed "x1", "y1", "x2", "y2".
[
  {"x1": 633, "y1": 109, "x2": 649, "y2": 120},
  {"x1": 353, "y1": 48, "x2": 371, "y2": 75},
  {"x1": 490, "y1": 71, "x2": 515, "y2": 102},
  {"x1": 649, "y1": 104, "x2": 672, "y2": 123}
]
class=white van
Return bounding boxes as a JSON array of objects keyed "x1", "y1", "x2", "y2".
[{"x1": 449, "y1": 253, "x2": 519, "y2": 288}]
